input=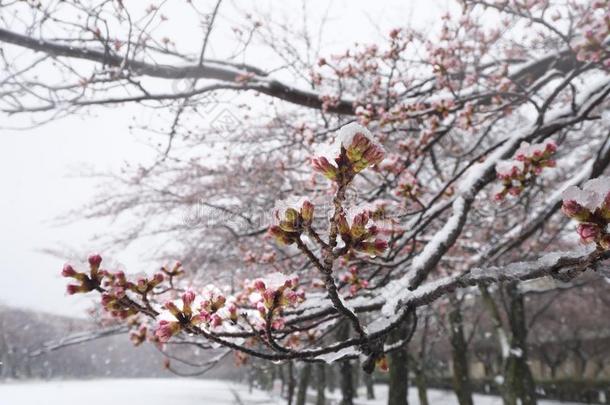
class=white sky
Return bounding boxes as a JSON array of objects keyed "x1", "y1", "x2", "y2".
[{"x1": 0, "y1": 0, "x2": 451, "y2": 317}]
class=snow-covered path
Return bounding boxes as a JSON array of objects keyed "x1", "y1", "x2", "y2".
[{"x1": 0, "y1": 379, "x2": 586, "y2": 405}]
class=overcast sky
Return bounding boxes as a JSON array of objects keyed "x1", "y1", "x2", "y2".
[{"x1": 0, "y1": 0, "x2": 451, "y2": 317}]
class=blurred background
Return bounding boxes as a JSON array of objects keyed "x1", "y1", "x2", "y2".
[{"x1": 1, "y1": 0, "x2": 609, "y2": 404}]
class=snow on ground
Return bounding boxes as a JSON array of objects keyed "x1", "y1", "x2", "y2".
[
  {"x1": 0, "y1": 379, "x2": 279, "y2": 405},
  {"x1": 0, "y1": 379, "x2": 586, "y2": 405},
  {"x1": 351, "y1": 384, "x2": 585, "y2": 405}
]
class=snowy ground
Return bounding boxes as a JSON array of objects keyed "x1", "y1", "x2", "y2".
[{"x1": 0, "y1": 378, "x2": 586, "y2": 405}]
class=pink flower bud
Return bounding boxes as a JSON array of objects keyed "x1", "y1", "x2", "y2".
[
  {"x1": 88, "y1": 254, "x2": 102, "y2": 268},
  {"x1": 311, "y1": 156, "x2": 338, "y2": 180},
  {"x1": 155, "y1": 320, "x2": 180, "y2": 343},
  {"x1": 66, "y1": 284, "x2": 80, "y2": 295},
  {"x1": 210, "y1": 313, "x2": 223, "y2": 327},
  {"x1": 61, "y1": 264, "x2": 77, "y2": 278},
  {"x1": 254, "y1": 279, "x2": 266, "y2": 290},
  {"x1": 561, "y1": 200, "x2": 589, "y2": 221},
  {"x1": 182, "y1": 290, "x2": 196, "y2": 306},
  {"x1": 300, "y1": 200, "x2": 314, "y2": 223},
  {"x1": 164, "y1": 301, "x2": 181, "y2": 317},
  {"x1": 577, "y1": 223, "x2": 600, "y2": 244},
  {"x1": 351, "y1": 212, "x2": 369, "y2": 238},
  {"x1": 545, "y1": 140, "x2": 557, "y2": 153},
  {"x1": 256, "y1": 301, "x2": 266, "y2": 315}
]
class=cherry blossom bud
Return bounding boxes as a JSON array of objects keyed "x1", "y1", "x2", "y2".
[
  {"x1": 182, "y1": 290, "x2": 196, "y2": 307},
  {"x1": 152, "y1": 273, "x2": 164, "y2": 285},
  {"x1": 356, "y1": 239, "x2": 388, "y2": 256},
  {"x1": 88, "y1": 254, "x2": 102, "y2": 268},
  {"x1": 254, "y1": 279, "x2": 266, "y2": 290},
  {"x1": 300, "y1": 200, "x2": 314, "y2": 223},
  {"x1": 577, "y1": 223, "x2": 600, "y2": 244},
  {"x1": 346, "y1": 133, "x2": 370, "y2": 163},
  {"x1": 210, "y1": 313, "x2": 223, "y2": 327},
  {"x1": 311, "y1": 156, "x2": 338, "y2": 180},
  {"x1": 561, "y1": 200, "x2": 590, "y2": 222},
  {"x1": 337, "y1": 214, "x2": 351, "y2": 238},
  {"x1": 164, "y1": 301, "x2": 181, "y2": 317},
  {"x1": 228, "y1": 303, "x2": 238, "y2": 322},
  {"x1": 351, "y1": 212, "x2": 369, "y2": 238},
  {"x1": 268, "y1": 225, "x2": 296, "y2": 245},
  {"x1": 61, "y1": 264, "x2": 77, "y2": 278},
  {"x1": 66, "y1": 284, "x2": 82, "y2": 295},
  {"x1": 155, "y1": 320, "x2": 180, "y2": 343}
]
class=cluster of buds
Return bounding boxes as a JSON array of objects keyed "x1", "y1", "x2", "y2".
[
  {"x1": 155, "y1": 291, "x2": 201, "y2": 342},
  {"x1": 311, "y1": 123, "x2": 385, "y2": 183},
  {"x1": 268, "y1": 199, "x2": 314, "y2": 245},
  {"x1": 338, "y1": 210, "x2": 388, "y2": 256},
  {"x1": 161, "y1": 261, "x2": 184, "y2": 278},
  {"x1": 251, "y1": 273, "x2": 304, "y2": 328},
  {"x1": 562, "y1": 176, "x2": 610, "y2": 249},
  {"x1": 340, "y1": 266, "x2": 370, "y2": 295},
  {"x1": 129, "y1": 325, "x2": 148, "y2": 347},
  {"x1": 128, "y1": 273, "x2": 164, "y2": 295},
  {"x1": 100, "y1": 289, "x2": 137, "y2": 319},
  {"x1": 198, "y1": 286, "x2": 232, "y2": 327},
  {"x1": 494, "y1": 139, "x2": 557, "y2": 201},
  {"x1": 98, "y1": 270, "x2": 144, "y2": 319},
  {"x1": 394, "y1": 171, "x2": 421, "y2": 201},
  {"x1": 573, "y1": 2, "x2": 610, "y2": 66},
  {"x1": 62, "y1": 254, "x2": 104, "y2": 295}
]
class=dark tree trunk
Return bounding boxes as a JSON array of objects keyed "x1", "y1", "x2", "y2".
[
  {"x1": 502, "y1": 282, "x2": 537, "y2": 405},
  {"x1": 296, "y1": 363, "x2": 312, "y2": 405},
  {"x1": 339, "y1": 359, "x2": 354, "y2": 405},
  {"x1": 448, "y1": 296, "x2": 474, "y2": 405},
  {"x1": 287, "y1": 361, "x2": 296, "y2": 405},
  {"x1": 388, "y1": 317, "x2": 411, "y2": 405},
  {"x1": 352, "y1": 360, "x2": 360, "y2": 398},
  {"x1": 413, "y1": 362, "x2": 429, "y2": 405},
  {"x1": 364, "y1": 371, "x2": 376, "y2": 399},
  {"x1": 327, "y1": 363, "x2": 336, "y2": 393},
  {"x1": 316, "y1": 363, "x2": 327, "y2": 405},
  {"x1": 337, "y1": 322, "x2": 354, "y2": 405}
]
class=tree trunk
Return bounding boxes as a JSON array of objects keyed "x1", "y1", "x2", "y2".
[
  {"x1": 364, "y1": 371, "x2": 376, "y2": 399},
  {"x1": 296, "y1": 363, "x2": 312, "y2": 405},
  {"x1": 316, "y1": 363, "x2": 326, "y2": 405},
  {"x1": 327, "y1": 363, "x2": 336, "y2": 393},
  {"x1": 337, "y1": 322, "x2": 354, "y2": 405},
  {"x1": 413, "y1": 363, "x2": 429, "y2": 405},
  {"x1": 287, "y1": 361, "x2": 296, "y2": 405},
  {"x1": 388, "y1": 316, "x2": 411, "y2": 405},
  {"x1": 502, "y1": 282, "x2": 537, "y2": 405},
  {"x1": 448, "y1": 296, "x2": 474, "y2": 405},
  {"x1": 339, "y1": 359, "x2": 354, "y2": 405}
]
